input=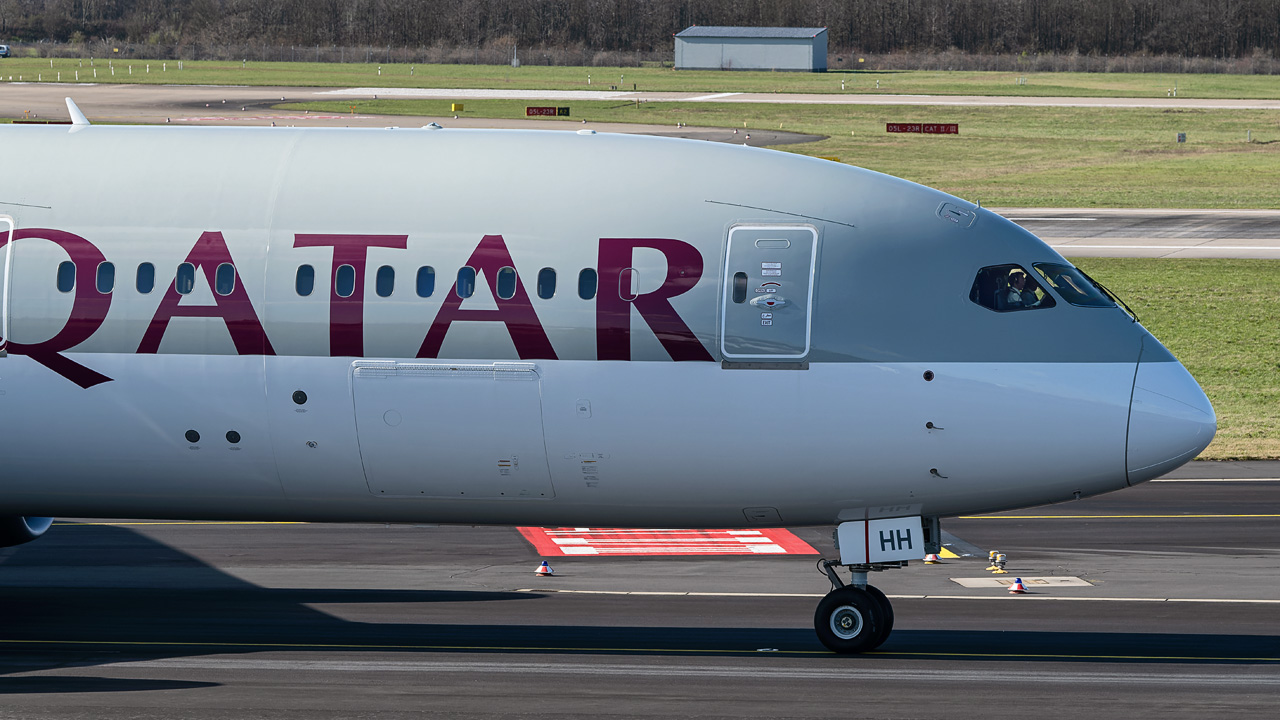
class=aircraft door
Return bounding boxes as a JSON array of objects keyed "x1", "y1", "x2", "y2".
[
  {"x1": 721, "y1": 225, "x2": 818, "y2": 360},
  {"x1": 352, "y1": 361, "x2": 556, "y2": 499}
]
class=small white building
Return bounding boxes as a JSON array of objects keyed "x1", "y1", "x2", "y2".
[{"x1": 674, "y1": 26, "x2": 828, "y2": 72}]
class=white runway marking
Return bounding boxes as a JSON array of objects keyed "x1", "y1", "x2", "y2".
[
  {"x1": 1152, "y1": 478, "x2": 1280, "y2": 482},
  {"x1": 1048, "y1": 244, "x2": 1280, "y2": 250},
  {"x1": 88, "y1": 658, "x2": 1280, "y2": 683},
  {"x1": 318, "y1": 87, "x2": 633, "y2": 100},
  {"x1": 518, "y1": 588, "x2": 1280, "y2": 604},
  {"x1": 688, "y1": 92, "x2": 743, "y2": 101},
  {"x1": 1007, "y1": 217, "x2": 1099, "y2": 221}
]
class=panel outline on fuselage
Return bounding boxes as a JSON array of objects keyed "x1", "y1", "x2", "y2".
[
  {"x1": 349, "y1": 359, "x2": 557, "y2": 500},
  {"x1": 0, "y1": 214, "x2": 14, "y2": 351},
  {"x1": 719, "y1": 223, "x2": 819, "y2": 360}
]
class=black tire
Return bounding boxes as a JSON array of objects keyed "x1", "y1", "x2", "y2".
[
  {"x1": 865, "y1": 584, "x2": 895, "y2": 650},
  {"x1": 813, "y1": 586, "x2": 882, "y2": 654}
]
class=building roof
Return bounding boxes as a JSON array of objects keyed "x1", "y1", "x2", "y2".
[{"x1": 675, "y1": 26, "x2": 826, "y2": 40}]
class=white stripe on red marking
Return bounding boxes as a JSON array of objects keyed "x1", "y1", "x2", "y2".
[{"x1": 518, "y1": 527, "x2": 818, "y2": 557}]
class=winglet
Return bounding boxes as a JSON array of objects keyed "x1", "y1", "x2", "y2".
[{"x1": 65, "y1": 97, "x2": 90, "y2": 126}]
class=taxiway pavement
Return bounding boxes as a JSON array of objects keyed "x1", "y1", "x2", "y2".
[
  {"x1": 1001, "y1": 208, "x2": 1280, "y2": 259},
  {"x1": 0, "y1": 461, "x2": 1276, "y2": 718}
]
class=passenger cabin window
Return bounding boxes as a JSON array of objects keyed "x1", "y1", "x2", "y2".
[
  {"x1": 375, "y1": 265, "x2": 394, "y2": 298},
  {"x1": 578, "y1": 268, "x2": 597, "y2": 300},
  {"x1": 296, "y1": 265, "x2": 315, "y2": 296},
  {"x1": 56, "y1": 261, "x2": 75, "y2": 293},
  {"x1": 537, "y1": 268, "x2": 556, "y2": 299},
  {"x1": 176, "y1": 263, "x2": 196, "y2": 295},
  {"x1": 136, "y1": 263, "x2": 155, "y2": 294},
  {"x1": 496, "y1": 266, "x2": 517, "y2": 300},
  {"x1": 456, "y1": 267, "x2": 476, "y2": 298},
  {"x1": 1033, "y1": 263, "x2": 1115, "y2": 308},
  {"x1": 215, "y1": 263, "x2": 235, "y2": 296},
  {"x1": 416, "y1": 266, "x2": 435, "y2": 297},
  {"x1": 96, "y1": 262, "x2": 115, "y2": 294},
  {"x1": 970, "y1": 264, "x2": 1057, "y2": 313},
  {"x1": 335, "y1": 264, "x2": 356, "y2": 298}
]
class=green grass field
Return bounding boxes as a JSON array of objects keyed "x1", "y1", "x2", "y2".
[
  {"x1": 287, "y1": 98, "x2": 1280, "y2": 209},
  {"x1": 1070, "y1": 258, "x2": 1279, "y2": 460},
  {"x1": 3, "y1": 57, "x2": 1280, "y2": 98}
]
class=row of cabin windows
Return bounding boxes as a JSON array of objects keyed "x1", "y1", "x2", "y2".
[
  {"x1": 57, "y1": 261, "x2": 237, "y2": 296},
  {"x1": 55, "y1": 261, "x2": 604, "y2": 301},
  {"x1": 294, "y1": 265, "x2": 598, "y2": 300}
]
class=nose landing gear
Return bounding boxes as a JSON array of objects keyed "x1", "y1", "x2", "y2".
[{"x1": 814, "y1": 558, "x2": 901, "y2": 653}]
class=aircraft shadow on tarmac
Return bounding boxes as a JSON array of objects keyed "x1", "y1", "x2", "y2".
[{"x1": 0, "y1": 524, "x2": 1275, "y2": 695}]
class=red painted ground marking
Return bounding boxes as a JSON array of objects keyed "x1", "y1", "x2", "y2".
[{"x1": 517, "y1": 527, "x2": 819, "y2": 556}]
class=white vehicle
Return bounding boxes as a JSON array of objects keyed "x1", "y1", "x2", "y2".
[{"x1": 0, "y1": 107, "x2": 1214, "y2": 653}]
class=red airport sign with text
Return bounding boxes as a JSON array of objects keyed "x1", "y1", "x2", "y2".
[{"x1": 886, "y1": 123, "x2": 959, "y2": 134}]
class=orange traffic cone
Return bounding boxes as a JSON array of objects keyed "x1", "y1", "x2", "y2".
[
  {"x1": 1008, "y1": 578, "x2": 1027, "y2": 594},
  {"x1": 923, "y1": 553, "x2": 942, "y2": 564},
  {"x1": 535, "y1": 560, "x2": 554, "y2": 577}
]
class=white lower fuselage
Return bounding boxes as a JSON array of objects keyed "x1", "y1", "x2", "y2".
[{"x1": 0, "y1": 353, "x2": 1135, "y2": 526}]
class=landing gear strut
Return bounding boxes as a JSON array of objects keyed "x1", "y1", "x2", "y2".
[{"x1": 813, "y1": 558, "x2": 901, "y2": 653}]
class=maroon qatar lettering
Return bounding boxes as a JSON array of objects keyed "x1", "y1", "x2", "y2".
[
  {"x1": 294, "y1": 233, "x2": 409, "y2": 357},
  {"x1": 7, "y1": 229, "x2": 714, "y2": 387},
  {"x1": 0, "y1": 228, "x2": 114, "y2": 388},
  {"x1": 418, "y1": 234, "x2": 557, "y2": 360},
  {"x1": 138, "y1": 231, "x2": 274, "y2": 355},
  {"x1": 596, "y1": 238, "x2": 712, "y2": 362}
]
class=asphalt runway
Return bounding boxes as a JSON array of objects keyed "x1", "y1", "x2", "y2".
[
  {"x1": 1000, "y1": 208, "x2": 1280, "y2": 259},
  {"x1": 0, "y1": 461, "x2": 1277, "y2": 718}
]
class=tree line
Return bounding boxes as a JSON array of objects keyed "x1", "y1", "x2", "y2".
[{"x1": 3, "y1": 0, "x2": 1280, "y2": 60}]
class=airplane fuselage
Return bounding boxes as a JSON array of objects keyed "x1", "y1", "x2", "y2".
[{"x1": 0, "y1": 125, "x2": 1215, "y2": 528}]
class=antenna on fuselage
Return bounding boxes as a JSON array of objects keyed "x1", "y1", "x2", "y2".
[{"x1": 65, "y1": 97, "x2": 90, "y2": 126}]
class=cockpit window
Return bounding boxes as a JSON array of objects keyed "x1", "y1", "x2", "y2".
[
  {"x1": 1033, "y1": 263, "x2": 1115, "y2": 308},
  {"x1": 969, "y1": 264, "x2": 1057, "y2": 312}
]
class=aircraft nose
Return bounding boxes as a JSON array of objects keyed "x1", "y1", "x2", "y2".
[{"x1": 1127, "y1": 358, "x2": 1216, "y2": 484}]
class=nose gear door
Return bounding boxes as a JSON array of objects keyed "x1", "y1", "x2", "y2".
[{"x1": 720, "y1": 225, "x2": 817, "y2": 360}]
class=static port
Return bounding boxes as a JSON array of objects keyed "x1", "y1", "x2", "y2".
[
  {"x1": 185, "y1": 430, "x2": 200, "y2": 443},
  {"x1": 292, "y1": 390, "x2": 308, "y2": 405},
  {"x1": 226, "y1": 431, "x2": 241, "y2": 444}
]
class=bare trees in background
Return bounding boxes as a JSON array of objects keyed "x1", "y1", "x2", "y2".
[{"x1": 3, "y1": 0, "x2": 1280, "y2": 65}]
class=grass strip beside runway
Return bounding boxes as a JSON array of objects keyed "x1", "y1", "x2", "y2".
[
  {"x1": 1073, "y1": 258, "x2": 1280, "y2": 460},
  {"x1": 7, "y1": 59, "x2": 1280, "y2": 98},
  {"x1": 285, "y1": 98, "x2": 1280, "y2": 208}
]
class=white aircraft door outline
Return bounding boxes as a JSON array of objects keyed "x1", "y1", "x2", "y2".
[
  {"x1": 720, "y1": 225, "x2": 819, "y2": 360},
  {"x1": 0, "y1": 214, "x2": 14, "y2": 354}
]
